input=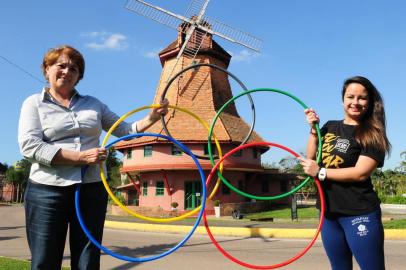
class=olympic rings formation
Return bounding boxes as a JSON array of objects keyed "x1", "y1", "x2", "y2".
[
  {"x1": 75, "y1": 132, "x2": 207, "y2": 262},
  {"x1": 160, "y1": 63, "x2": 256, "y2": 160},
  {"x1": 207, "y1": 88, "x2": 322, "y2": 200},
  {"x1": 73, "y1": 77, "x2": 325, "y2": 266},
  {"x1": 100, "y1": 104, "x2": 225, "y2": 222},
  {"x1": 203, "y1": 141, "x2": 325, "y2": 269}
]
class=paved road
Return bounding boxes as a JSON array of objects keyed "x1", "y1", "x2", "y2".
[{"x1": 1, "y1": 204, "x2": 405, "y2": 270}]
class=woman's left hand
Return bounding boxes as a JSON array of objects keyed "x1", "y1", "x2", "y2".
[{"x1": 298, "y1": 157, "x2": 320, "y2": 177}]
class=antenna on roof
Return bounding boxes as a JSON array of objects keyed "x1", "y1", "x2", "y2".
[{"x1": 125, "y1": 0, "x2": 262, "y2": 80}]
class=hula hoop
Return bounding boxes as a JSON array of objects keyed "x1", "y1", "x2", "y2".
[
  {"x1": 207, "y1": 88, "x2": 322, "y2": 200},
  {"x1": 75, "y1": 132, "x2": 207, "y2": 262},
  {"x1": 100, "y1": 104, "x2": 223, "y2": 222},
  {"x1": 160, "y1": 63, "x2": 256, "y2": 160},
  {"x1": 203, "y1": 141, "x2": 325, "y2": 269}
]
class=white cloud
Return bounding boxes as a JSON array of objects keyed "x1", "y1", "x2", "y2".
[
  {"x1": 144, "y1": 47, "x2": 163, "y2": 59},
  {"x1": 228, "y1": 49, "x2": 259, "y2": 62},
  {"x1": 82, "y1": 32, "x2": 129, "y2": 51}
]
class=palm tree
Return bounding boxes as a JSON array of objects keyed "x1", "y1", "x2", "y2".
[{"x1": 400, "y1": 151, "x2": 406, "y2": 173}]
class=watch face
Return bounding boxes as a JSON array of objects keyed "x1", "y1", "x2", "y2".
[{"x1": 318, "y1": 168, "x2": 326, "y2": 180}]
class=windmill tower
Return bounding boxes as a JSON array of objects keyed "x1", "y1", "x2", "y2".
[
  {"x1": 125, "y1": 0, "x2": 262, "y2": 80},
  {"x1": 112, "y1": 1, "x2": 288, "y2": 215}
]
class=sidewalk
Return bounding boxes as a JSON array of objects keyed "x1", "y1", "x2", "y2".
[
  {"x1": 2, "y1": 204, "x2": 405, "y2": 270},
  {"x1": 3, "y1": 202, "x2": 406, "y2": 240},
  {"x1": 105, "y1": 212, "x2": 406, "y2": 240}
]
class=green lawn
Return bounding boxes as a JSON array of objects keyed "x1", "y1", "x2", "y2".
[
  {"x1": 245, "y1": 206, "x2": 319, "y2": 220},
  {"x1": 0, "y1": 257, "x2": 70, "y2": 270},
  {"x1": 244, "y1": 206, "x2": 406, "y2": 229},
  {"x1": 383, "y1": 219, "x2": 406, "y2": 229}
]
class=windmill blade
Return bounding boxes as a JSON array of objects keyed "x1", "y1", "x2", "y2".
[
  {"x1": 125, "y1": 0, "x2": 262, "y2": 52},
  {"x1": 125, "y1": 0, "x2": 192, "y2": 31},
  {"x1": 176, "y1": 0, "x2": 210, "y2": 64},
  {"x1": 198, "y1": 16, "x2": 263, "y2": 52},
  {"x1": 166, "y1": 24, "x2": 199, "y2": 81},
  {"x1": 125, "y1": 0, "x2": 262, "y2": 80},
  {"x1": 185, "y1": 0, "x2": 210, "y2": 20},
  {"x1": 166, "y1": 1, "x2": 211, "y2": 81},
  {"x1": 183, "y1": 29, "x2": 209, "y2": 60}
]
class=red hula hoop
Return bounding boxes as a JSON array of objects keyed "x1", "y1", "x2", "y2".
[{"x1": 204, "y1": 141, "x2": 325, "y2": 269}]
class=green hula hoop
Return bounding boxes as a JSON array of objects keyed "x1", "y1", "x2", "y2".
[{"x1": 208, "y1": 88, "x2": 322, "y2": 200}]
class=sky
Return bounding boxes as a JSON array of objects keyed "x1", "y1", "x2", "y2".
[{"x1": 0, "y1": 0, "x2": 405, "y2": 170}]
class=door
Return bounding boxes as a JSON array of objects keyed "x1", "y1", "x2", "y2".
[{"x1": 184, "y1": 181, "x2": 202, "y2": 210}]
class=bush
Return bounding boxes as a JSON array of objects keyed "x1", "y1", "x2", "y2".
[
  {"x1": 171, "y1": 202, "x2": 179, "y2": 208},
  {"x1": 108, "y1": 191, "x2": 126, "y2": 205}
]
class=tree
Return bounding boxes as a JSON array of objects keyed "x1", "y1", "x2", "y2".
[
  {"x1": 399, "y1": 151, "x2": 406, "y2": 173},
  {"x1": 278, "y1": 155, "x2": 317, "y2": 201},
  {"x1": 279, "y1": 156, "x2": 300, "y2": 173},
  {"x1": 261, "y1": 161, "x2": 279, "y2": 169},
  {"x1": 5, "y1": 159, "x2": 30, "y2": 202},
  {"x1": 0, "y1": 162, "x2": 8, "y2": 174},
  {"x1": 105, "y1": 148, "x2": 122, "y2": 187},
  {"x1": 372, "y1": 168, "x2": 406, "y2": 200}
]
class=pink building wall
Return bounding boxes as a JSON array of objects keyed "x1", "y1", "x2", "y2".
[
  {"x1": 117, "y1": 142, "x2": 293, "y2": 213},
  {"x1": 123, "y1": 143, "x2": 263, "y2": 170}
]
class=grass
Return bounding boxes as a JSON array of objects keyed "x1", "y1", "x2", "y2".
[
  {"x1": 0, "y1": 257, "x2": 31, "y2": 270},
  {"x1": 0, "y1": 257, "x2": 70, "y2": 270},
  {"x1": 383, "y1": 219, "x2": 406, "y2": 229},
  {"x1": 245, "y1": 206, "x2": 319, "y2": 220},
  {"x1": 244, "y1": 206, "x2": 406, "y2": 228}
]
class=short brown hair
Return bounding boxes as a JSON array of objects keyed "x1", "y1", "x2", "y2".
[{"x1": 41, "y1": 45, "x2": 85, "y2": 82}]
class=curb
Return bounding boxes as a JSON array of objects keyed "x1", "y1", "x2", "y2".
[{"x1": 104, "y1": 221, "x2": 406, "y2": 240}]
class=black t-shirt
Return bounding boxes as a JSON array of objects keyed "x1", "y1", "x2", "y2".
[{"x1": 317, "y1": 120, "x2": 385, "y2": 215}]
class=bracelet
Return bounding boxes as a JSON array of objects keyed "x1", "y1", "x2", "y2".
[{"x1": 309, "y1": 129, "x2": 317, "y2": 135}]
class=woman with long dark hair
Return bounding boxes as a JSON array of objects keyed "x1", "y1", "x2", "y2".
[{"x1": 300, "y1": 76, "x2": 390, "y2": 270}]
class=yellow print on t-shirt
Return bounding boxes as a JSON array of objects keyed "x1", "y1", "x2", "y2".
[{"x1": 321, "y1": 132, "x2": 344, "y2": 168}]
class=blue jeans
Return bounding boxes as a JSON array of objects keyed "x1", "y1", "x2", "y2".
[
  {"x1": 321, "y1": 209, "x2": 385, "y2": 270},
  {"x1": 24, "y1": 181, "x2": 107, "y2": 270}
]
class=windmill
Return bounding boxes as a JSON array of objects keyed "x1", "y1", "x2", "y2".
[{"x1": 125, "y1": 0, "x2": 263, "y2": 80}]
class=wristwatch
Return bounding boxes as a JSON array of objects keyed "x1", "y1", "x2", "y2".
[{"x1": 318, "y1": 167, "x2": 327, "y2": 181}]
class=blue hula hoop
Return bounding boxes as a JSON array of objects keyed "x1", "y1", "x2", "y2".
[{"x1": 75, "y1": 132, "x2": 207, "y2": 262}]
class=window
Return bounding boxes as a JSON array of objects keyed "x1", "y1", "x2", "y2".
[
  {"x1": 238, "y1": 180, "x2": 244, "y2": 191},
  {"x1": 156, "y1": 181, "x2": 164, "y2": 196},
  {"x1": 142, "y1": 182, "x2": 148, "y2": 196},
  {"x1": 280, "y1": 180, "x2": 288, "y2": 192},
  {"x1": 171, "y1": 145, "x2": 182, "y2": 156},
  {"x1": 204, "y1": 143, "x2": 215, "y2": 155},
  {"x1": 261, "y1": 179, "x2": 269, "y2": 193},
  {"x1": 127, "y1": 149, "x2": 132, "y2": 159},
  {"x1": 222, "y1": 182, "x2": 230, "y2": 195},
  {"x1": 232, "y1": 150, "x2": 242, "y2": 157},
  {"x1": 144, "y1": 145, "x2": 152, "y2": 157},
  {"x1": 253, "y1": 148, "x2": 258, "y2": 159}
]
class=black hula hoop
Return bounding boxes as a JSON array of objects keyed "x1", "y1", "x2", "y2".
[{"x1": 160, "y1": 63, "x2": 256, "y2": 160}]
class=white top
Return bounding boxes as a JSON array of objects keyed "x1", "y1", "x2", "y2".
[{"x1": 18, "y1": 88, "x2": 137, "y2": 186}]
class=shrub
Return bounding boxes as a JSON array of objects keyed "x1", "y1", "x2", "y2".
[
  {"x1": 108, "y1": 191, "x2": 126, "y2": 205},
  {"x1": 213, "y1": 199, "x2": 221, "y2": 207},
  {"x1": 171, "y1": 202, "x2": 179, "y2": 208}
]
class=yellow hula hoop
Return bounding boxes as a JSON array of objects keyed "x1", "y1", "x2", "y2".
[{"x1": 100, "y1": 104, "x2": 223, "y2": 222}]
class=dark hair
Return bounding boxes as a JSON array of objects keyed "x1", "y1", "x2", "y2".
[
  {"x1": 342, "y1": 76, "x2": 391, "y2": 155},
  {"x1": 41, "y1": 45, "x2": 85, "y2": 83}
]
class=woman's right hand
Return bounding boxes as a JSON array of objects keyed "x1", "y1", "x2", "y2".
[{"x1": 304, "y1": 108, "x2": 320, "y2": 127}]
